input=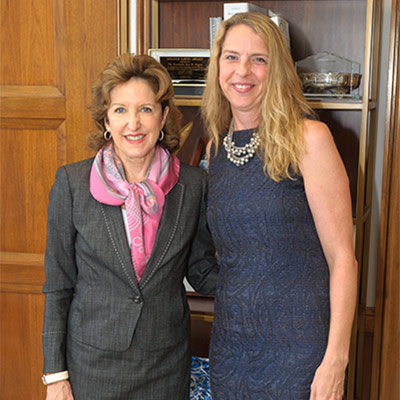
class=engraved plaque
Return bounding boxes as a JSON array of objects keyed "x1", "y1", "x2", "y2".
[
  {"x1": 159, "y1": 56, "x2": 209, "y2": 82},
  {"x1": 148, "y1": 49, "x2": 211, "y2": 96}
]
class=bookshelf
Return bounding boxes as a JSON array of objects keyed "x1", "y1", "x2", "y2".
[{"x1": 134, "y1": 1, "x2": 382, "y2": 398}]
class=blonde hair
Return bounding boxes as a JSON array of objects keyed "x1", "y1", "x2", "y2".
[
  {"x1": 87, "y1": 53, "x2": 182, "y2": 153},
  {"x1": 201, "y1": 12, "x2": 316, "y2": 181}
]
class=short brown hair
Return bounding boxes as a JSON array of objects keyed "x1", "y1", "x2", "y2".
[{"x1": 87, "y1": 53, "x2": 182, "y2": 152}]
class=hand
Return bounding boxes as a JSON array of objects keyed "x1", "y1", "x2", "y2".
[
  {"x1": 310, "y1": 357, "x2": 346, "y2": 400},
  {"x1": 46, "y1": 380, "x2": 74, "y2": 400}
]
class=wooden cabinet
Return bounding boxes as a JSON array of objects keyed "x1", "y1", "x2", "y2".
[{"x1": 135, "y1": 1, "x2": 382, "y2": 398}]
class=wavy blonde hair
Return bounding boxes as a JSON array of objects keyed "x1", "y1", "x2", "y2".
[
  {"x1": 87, "y1": 53, "x2": 182, "y2": 153},
  {"x1": 201, "y1": 12, "x2": 315, "y2": 181}
]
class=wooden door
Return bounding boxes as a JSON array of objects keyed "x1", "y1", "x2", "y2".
[{"x1": 0, "y1": 1, "x2": 122, "y2": 398}]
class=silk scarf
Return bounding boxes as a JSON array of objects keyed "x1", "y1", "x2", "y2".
[{"x1": 90, "y1": 142, "x2": 180, "y2": 281}]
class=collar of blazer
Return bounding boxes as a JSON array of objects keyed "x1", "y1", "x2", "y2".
[{"x1": 99, "y1": 181, "x2": 185, "y2": 292}]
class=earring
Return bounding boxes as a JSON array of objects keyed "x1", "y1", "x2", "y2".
[
  {"x1": 159, "y1": 130, "x2": 165, "y2": 141},
  {"x1": 103, "y1": 131, "x2": 112, "y2": 141}
]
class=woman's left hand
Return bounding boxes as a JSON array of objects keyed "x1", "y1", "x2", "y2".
[{"x1": 310, "y1": 357, "x2": 347, "y2": 400}]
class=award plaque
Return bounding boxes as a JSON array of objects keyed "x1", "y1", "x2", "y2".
[{"x1": 148, "y1": 49, "x2": 210, "y2": 96}]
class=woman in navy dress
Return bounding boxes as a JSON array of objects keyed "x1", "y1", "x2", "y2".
[{"x1": 201, "y1": 12, "x2": 357, "y2": 400}]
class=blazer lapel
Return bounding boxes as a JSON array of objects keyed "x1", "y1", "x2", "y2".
[
  {"x1": 99, "y1": 203, "x2": 141, "y2": 293},
  {"x1": 139, "y1": 182, "x2": 184, "y2": 286}
]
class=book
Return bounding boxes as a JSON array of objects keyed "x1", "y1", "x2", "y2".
[
  {"x1": 223, "y1": 2, "x2": 269, "y2": 20},
  {"x1": 209, "y1": 17, "x2": 222, "y2": 49}
]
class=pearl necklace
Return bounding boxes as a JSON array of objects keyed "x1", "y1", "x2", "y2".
[{"x1": 223, "y1": 119, "x2": 260, "y2": 166}]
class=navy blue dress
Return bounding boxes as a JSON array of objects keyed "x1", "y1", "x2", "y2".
[{"x1": 207, "y1": 129, "x2": 330, "y2": 400}]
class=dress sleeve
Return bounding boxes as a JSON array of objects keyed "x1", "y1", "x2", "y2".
[{"x1": 42, "y1": 166, "x2": 77, "y2": 373}]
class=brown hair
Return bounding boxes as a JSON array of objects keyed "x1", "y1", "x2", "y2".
[
  {"x1": 87, "y1": 53, "x2": 182, "y2": 153},
  {"x1": 201, "y1": 12, "x2": 316, "y2": 181}
]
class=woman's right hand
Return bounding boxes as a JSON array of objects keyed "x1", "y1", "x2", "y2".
[{"x1": 45, "y1": 380, "x2": 74, "y2": 400}]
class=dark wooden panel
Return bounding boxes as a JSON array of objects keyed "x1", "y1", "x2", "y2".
[
  {"x1": 361, "y1": 307, "x2": 375, "y2": 400},
  {"x1": 371, "y1": 0, "x2": 400, "y2": 398},
  {"x1": 159, "y1": 1, "x2": 222, "y2": 48},
  {"x1": 260, "y1": 0, "x2": 366, "y2": 66},
  {"x1": 377, "y1": 59, "x2": 400, "y2": 400},
  {"x1": 188, "y1": 293, "x2": 214, "y2": 357},
  {"x1": 191, "y1": 318, "x2": 213, "y2": 357},
  {"x1": 187, "y1": 292, "x2": 214, "y2": 315},
  {"x1": 317, "y1": 110, "x2": 361, "y2": 205},
  {"x1": 176, "y1": 106, "x2": 208, "y2": 165},
  {"x1": 158, "y1": 0, "x2": 366, "y2": 69}
]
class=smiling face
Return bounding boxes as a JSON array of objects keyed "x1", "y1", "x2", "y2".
[
  {"x1": 104, "y1": 78, "x2": 168, "y2": 181},
  {"x1": 219, "y1": 24, "x2": 269, "y2": 128}
]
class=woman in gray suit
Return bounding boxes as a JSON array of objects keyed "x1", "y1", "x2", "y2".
[{"x1": 42, "y1": 53, "x2": 218, "y2": 400}]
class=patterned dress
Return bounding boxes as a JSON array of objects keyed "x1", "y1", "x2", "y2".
[{"x1": 207, "y1": 129, "x2": 330, "y2": 399}]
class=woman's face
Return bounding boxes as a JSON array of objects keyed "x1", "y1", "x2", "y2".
[
  {"x1": 105, "y1": 78, "x2": 168, "y2": 171},
  {"x1": 219, "y1": 24, "x2": 269, "y2": 124}
]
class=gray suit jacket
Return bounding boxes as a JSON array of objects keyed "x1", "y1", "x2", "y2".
[{"x1": 42, "y1": 158, "x2": 218, "y2": 373}]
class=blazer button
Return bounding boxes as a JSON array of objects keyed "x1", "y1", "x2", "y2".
[{"x1": 132, "y1": 296, "x2": 142, "y2": 304}]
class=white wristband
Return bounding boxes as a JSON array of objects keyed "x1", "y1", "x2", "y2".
[{"x1": 42, "y1": 370, "x2": 69, "y2": 385}]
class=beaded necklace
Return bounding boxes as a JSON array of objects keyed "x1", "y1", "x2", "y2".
[{"x1": 223, "y1": 119, "x2": 260, "y2": 166}]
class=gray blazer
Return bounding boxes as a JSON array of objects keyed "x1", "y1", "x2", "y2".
[{"x1": 42, "y1": 158, "x2": 218, "y2": 382}]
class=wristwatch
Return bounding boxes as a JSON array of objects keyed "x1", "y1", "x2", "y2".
[{"x1": 41, "y1": 371, "x2": 69, "y2": 385}]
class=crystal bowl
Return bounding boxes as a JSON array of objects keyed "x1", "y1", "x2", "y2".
[{"x1": 299, "y1": 72, "x2": 362, "y2": 94}]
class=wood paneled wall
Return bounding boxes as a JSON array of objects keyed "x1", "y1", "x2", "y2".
[
  {"x1": 0, "y1": 1, "x2": 121, "y2": 398},
  {"x1": 370, "y1": 0, "x2": 400, "y2": 398}
]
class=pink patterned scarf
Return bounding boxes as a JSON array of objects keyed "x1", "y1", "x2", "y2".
[{"x1": 90, "y1": 142, "x2": 180, "y2": 281}]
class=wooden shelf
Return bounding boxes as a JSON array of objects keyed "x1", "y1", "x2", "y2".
[
  {"x1": 175, "y1": 96, "x2": 365, "y2": 110},
  {"x1": 187, "y1": 292, "x2": 214, "y2": 316}
]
